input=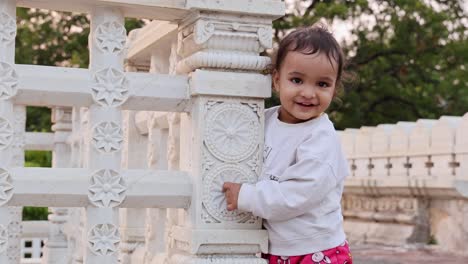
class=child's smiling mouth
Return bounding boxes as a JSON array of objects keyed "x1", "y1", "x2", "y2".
[{"x1": 296, "y1": 102, "x2": 318, "y2": 107}]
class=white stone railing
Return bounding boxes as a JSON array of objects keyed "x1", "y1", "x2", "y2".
[
  {"x1": 339, "y1": 113, "x2": 468, "y2": 254},
  {"x1": 20, "y1": 221, "x2": 48, "y2": 264},
  {"x1": 0, "y1": 1, "x2": 285, "y2": 263}
]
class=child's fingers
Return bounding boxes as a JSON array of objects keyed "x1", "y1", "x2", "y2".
[
  {"x1": 226, "y1": 203, "x2": 235, "y2": 211},
  {"x1": 222, "y1": 182, "x2": 231, "y2": 192}
]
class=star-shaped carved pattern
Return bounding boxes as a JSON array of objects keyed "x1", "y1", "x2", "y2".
[
  {"x1": 0, "y1": 225, "x2": 7, "y2": 253},
  {"x1": 0, "y1": 168, "x2": 13, "y2": 206},
  {"x1": 0, "y1": 12, "x2": 16, "y2": 43},
  {"x1": 94, "y1": 21, "x2": 126, "y2": 53},
  {"x1": 92, "y1": 122, "x2": 123, "y2": 153},
  {"x1": 88, "y1": 223, "x2": 120, "y2": 256},
  {"x1": 88, "y1": 169, "x2": 126, "y2": 208},
  {"x1": 91, "y1": 67, "x2": 129, "y2": 107},
  {"x1": 0, "y1": 62, "x2": 18, "y2": 100},
  {"x1": 0, "y1": 118, "x2": 13, "y2": 150}
]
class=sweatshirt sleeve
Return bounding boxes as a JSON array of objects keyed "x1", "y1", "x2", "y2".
[{"x1": 238, "y1": 156, "x2": 338, "y2": 222}]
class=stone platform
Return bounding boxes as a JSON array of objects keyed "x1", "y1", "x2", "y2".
[{"x1": 352, "y1": 244, "x2": 468, "y2": 264}]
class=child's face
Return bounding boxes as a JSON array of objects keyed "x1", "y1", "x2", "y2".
[{"x1": 273, "y1": 51, "x2": 337, "y2": 124}]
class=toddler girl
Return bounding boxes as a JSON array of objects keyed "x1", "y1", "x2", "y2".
[{"x1": 223, "y1": 25, "x2": 352, "y2": 264}]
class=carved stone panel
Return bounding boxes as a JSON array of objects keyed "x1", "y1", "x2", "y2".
[
  {"x1": 204, "y1": 102, "x2": 260, "y2": 163},
  {"x1": 202, "y1": 164, "x2": 256, "y2": 222}
]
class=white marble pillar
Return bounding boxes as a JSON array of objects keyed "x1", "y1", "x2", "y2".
[
  {"x1": 144, "y1": 113, "x2": 170, "y2": 264},
  {"x1": 120, "y1": 111, "x2": 148, "y2": 264},
  {"x1": 83, "y1": 6, "x2": 127, "y2": 263},
  {"x1": 42, "y1": 107, "x2": 72, "y2": 264},
  {"x1": 167, "y1": 9, "x2": 280, "y2": 263},
  {"x1": 0, "y1": 1, "x2": 24, "y2": 263}
]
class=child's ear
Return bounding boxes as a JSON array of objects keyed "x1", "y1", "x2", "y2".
[{"x1": 272, "y1": 69, "x2": 280, "y2": 93}]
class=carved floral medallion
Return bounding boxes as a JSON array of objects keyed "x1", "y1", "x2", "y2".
[
  {"x1": 0, "y1": 62, "x2": 18, "y2": 100},
  {"x1": 202, "y1": 164, "x2": 256, "y2": 222},
  {"x1": 0, "y1": 12, "x2": 16, "y2": 44},
  {"x1": 94, "y1": 21, "x2": 126, "y2": 53},
  {"x1": 88, "y1": 223, "x2": 120, "y2": 256},
  {"x1": 0, "y1": 168, "x2": 13, "y2": 206},
  {"x1": 91, "y1": 67, "x2": 129, "y2": 107},
  {"x1": 92, "y1": 121, "x2": 123, "y2": 153},
  {"x1": 0, "y1": 225, "x2": 7, "y2": 253},
  {"x1": 88, "y1": 169, "x2": 126, "y2": 208},
  {"x1": 205, "y1": 103, "x2": 260, "y2": 163}
]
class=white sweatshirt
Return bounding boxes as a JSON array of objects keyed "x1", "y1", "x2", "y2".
[{"x1": 238, "y1": 106, "x2": 349, "y2": 256}]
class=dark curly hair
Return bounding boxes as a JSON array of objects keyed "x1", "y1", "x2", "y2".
[{"x1": 273, "y1": 24, "x2": 347, "y2": 91}]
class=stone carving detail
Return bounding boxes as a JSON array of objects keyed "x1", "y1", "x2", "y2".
[
  {"x1": 257, "y1": 26, "x2": 273, "y2": 49},
  {"x1": 194, "y1": 20, "x2": 215, "y2": 44},
  {"x1": 91, "y1": 67, "x2": 129, "y2": 107},
  {"x1": 202, "y1": 150, "x2": 215, "y2": 173},
  {"x1": 94, "y1": 21, "x2": 126, "y2": 53},
  {"x1": 0, "y1": 62, "x2": 18, "y2": 100},
  {"x1": 204, "y1": 102, "x2": 260, "y2": 163},
  {"x1": 0, "y1": 117, "x2": 13, "y2": 150},
  {"x1": 240, "y1": 214, "x2": 260, "y2": 224},
  {"x1": 7, "y1": 215, "x2": 22, "y2": 262},
  {"x1": 247, "y1": 150, "x2": 261, "y2": 175},
  {"x1": 0, "y1": 12, "x2": 16, "y2": 44},
  {"x1": 202, "y1": 164, "x2": 256, "y2": 222},
  {"x1": 7, "y1": 220, "x2": 21, "y2": 240},
  {"x1": 0, "y1": 225, "x2": 7, "y2": 253},
  {"x1": 88, "y1": 169, "x2": 126, "y2": 208},
  {"x1": 202, "y1": 206, "x2": 221, "y2": 224},
  {"x1": 0, "y1": 168, "x2": 13, "y2": 206},
  {"x1": 342, "y1": 195, "x2": 422, "y2": 224},
  {"x1": 177, "y1": 51, "x2": 270, "y2": 73},
  {"x1": 88, "y1": 223, "x2": 120, "y2": 256},
  {"x1": 92, "y1": 121, "x2": 123, "y2": 153}
]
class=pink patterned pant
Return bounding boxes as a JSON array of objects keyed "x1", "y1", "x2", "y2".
[{"x1": 262, "y1": 241, "x2": 352, "y2": 264}]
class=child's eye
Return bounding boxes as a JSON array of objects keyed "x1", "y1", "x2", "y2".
[
  {"x1": 318, "y1": 81, "x2": 330, "y2": 88},
  {"x1": 290, "y1": 78, "x2": 303, "y2": 84}
]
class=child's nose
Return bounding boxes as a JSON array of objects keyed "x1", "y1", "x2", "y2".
[{"x1": 300, "y1": 86, "x2": 316, "y2": 98}]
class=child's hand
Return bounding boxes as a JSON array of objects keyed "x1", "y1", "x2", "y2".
[{"x1": 222, "y1": 182, "x2": 241, "y2": 211}]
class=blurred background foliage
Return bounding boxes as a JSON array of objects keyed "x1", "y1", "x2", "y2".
[{"x1": 16, "y1": 0, "x2": 467, "y2": 219}]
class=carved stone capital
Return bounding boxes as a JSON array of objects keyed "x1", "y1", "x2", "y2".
[{"x1": 177, "y1": 13, "x2": 274, "y2": 73}]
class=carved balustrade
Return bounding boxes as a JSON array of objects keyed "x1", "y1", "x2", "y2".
[
  {"x1": 0, "y1": 1, "x2": 285, "y2": 263},
  {"x1": 340, "y1": 114, "x2": 468, "y2": 253}
]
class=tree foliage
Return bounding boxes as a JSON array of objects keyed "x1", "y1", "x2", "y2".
[{"x1": 271, "y1": 0, "x2": 467, "y2": 129}]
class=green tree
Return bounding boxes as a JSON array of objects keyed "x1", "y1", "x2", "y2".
[{"x1": 271, "y1": 0, "x2": 467, "y2": 129}]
